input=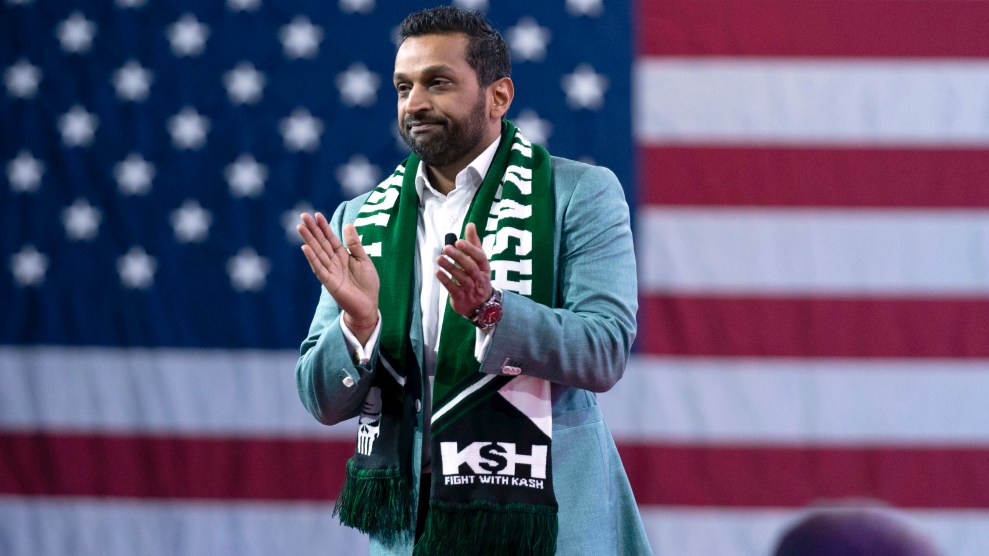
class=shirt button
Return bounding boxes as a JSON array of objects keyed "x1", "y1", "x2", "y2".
[
  {"x1": 342, "y1": 375, "x2": 355, "y2": 388},
  {"x1": 415, "y1": 399, "x2": 422, "y2": 413}
]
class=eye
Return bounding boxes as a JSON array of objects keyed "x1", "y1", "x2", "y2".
[
  {"x1": 395, "y1": 83, "x2": 411, "y2": 96},
  {"x1": 430, "y1": 78, "x2": 452, "y2": 90}
]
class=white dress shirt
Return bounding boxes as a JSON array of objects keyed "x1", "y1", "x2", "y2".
[{"x1": 341, "y1": 135, "x2": 501, "y2": 471}]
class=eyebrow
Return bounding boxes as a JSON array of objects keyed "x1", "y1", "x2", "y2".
[{"x1": 393, "y1": 64, "x2": 456, "y2": 81}]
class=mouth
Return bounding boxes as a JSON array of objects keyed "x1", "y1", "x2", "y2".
[{"x1": 406, "y1": 120, "x2": 443, "y2": 134}]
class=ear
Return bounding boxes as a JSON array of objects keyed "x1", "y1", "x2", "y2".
[{"x1": 487, "y1": 77, "x2": 514, "y2": 120}]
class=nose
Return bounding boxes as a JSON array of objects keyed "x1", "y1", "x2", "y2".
[{"x1": 403, "y1": 84, "x2": 429, "y2": 115}]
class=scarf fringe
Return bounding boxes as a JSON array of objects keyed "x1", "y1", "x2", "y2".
[
  {"x1": 333, "y1": 458, "x2": 414, "y2": 544},
  {"x1": 413, "y1": 499, "x2": 558, "y2": 556}
]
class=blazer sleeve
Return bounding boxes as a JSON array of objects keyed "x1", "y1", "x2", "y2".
[
  {"x1": 294, "y1": 201, "x2": 381, "y2": 426},
  {"x1": 477, "y1": 162, "x2": 638, "y2": 392}
]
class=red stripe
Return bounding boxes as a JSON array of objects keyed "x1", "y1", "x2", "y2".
[
  {"x1": 638, "y1": 0, "x2": 989, "y2": 58},
  {"x1": 638, "y1": 146, "x2": 989, "y2": 208},
  {"x1": 639, "y1": 295, "x2": 989, "y2": 358},
  {"x1": 0, "y1": 431, "x2": 352, "y2": 500},
  {"x1": 3, "y1": 432, "x2": 985, "y2": 510},
  {"x1": 619, "y1": 442, "x2": 989, "y2": 508}
]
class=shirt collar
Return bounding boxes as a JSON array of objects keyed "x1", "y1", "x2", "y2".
[{"x1": 414, "y1": 134, "x2": 501, "y2": 201}]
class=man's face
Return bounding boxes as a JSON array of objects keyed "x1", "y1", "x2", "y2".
[{"x1": 393, "y1": 33, "x2": 492, "y2": 169}]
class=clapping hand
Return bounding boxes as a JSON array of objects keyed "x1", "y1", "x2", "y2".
[
  {"x1": 297, "y1": 212, "x2": 379, "y2": 342},
  {"x1": 436, "y1": 223, "x2": 493, "y2": 318}
]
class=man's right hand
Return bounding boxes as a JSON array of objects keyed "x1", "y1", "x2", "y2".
[{"x1": 297, "y1": 212, "x2": 379, "y2": 344}]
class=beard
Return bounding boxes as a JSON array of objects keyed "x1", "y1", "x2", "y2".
[{"x1": 399, "y1": 92, "x2": 487, "y2": 168}]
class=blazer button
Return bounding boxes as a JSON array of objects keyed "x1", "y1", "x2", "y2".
[
  {"x1": 501, "y1": 365, "x2": 522, "y2": 376},
  {"x1": 415, "y1": 399, "x2": 422, "y2": 413},
  {"x1": 342, "y1": 375, "x2": 355, "y2": 388}
]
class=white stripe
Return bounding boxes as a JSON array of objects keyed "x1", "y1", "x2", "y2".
[
  {"x1": 639, "y1": 506, "x2": 988, "y2": 556},
  {"x1": 379, "y1": 355, "x2": 406, "y2": 386},
  {"x1": 5, "y1": 348, "x2": 988, "y2": 444},
  {"x1": 497, "y1": 375, "x2": 552, "y2": 438},
  {"x1": 0, "y1": 347, "x2": 353, "y2": 438},
  {"x1": 637, "y1": 207, "x2": 989, "y2": 294},
  {"x1": 2, "y1": 497, "x2": 982, "y2": 556},
  {"x1": 602, "y1": 356, "x2": 989, "y2": 444},
  {"x1": 634, "y1": 58, "x2": 989, "y2": 145},
  {"x1": 0, "y1": 496, "x2": 368, "y2": 556},
  {"x1": 430, "y1": 373, "x2": 497, "y2": 425},
  {"x1": 0, "y1": 497, "x2": 976, "y2": 556}
]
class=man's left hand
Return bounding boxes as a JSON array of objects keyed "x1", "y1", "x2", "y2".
[{"x1": 436, "y1": 222, "x2": 492, "y2": 318}]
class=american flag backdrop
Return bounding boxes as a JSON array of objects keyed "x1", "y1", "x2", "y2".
[{"x1": 2, "y1": 0, "x2": 988, "y2": 554}]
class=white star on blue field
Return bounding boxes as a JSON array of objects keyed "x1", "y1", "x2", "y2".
[{"x1": 1, "y1": 0, "x2": 631, "y2": 348}]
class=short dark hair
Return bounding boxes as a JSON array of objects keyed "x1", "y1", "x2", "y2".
[
  {"x1": 773, "y1": 509, "x2": 939, "y2": 556},
  {"x1": 398, "y1": 6, "x2": 511, "y2": 86}
]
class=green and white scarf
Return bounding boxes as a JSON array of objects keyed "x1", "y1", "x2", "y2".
[{"x1": 333, "y1": 121, "x2": 557, "y2": 555}]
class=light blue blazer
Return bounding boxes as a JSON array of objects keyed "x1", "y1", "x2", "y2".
[{"x1": 296, "y1": 156, "x2": 653, "y2": 555}]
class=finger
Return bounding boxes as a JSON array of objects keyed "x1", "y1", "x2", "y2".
[
  {"x1": 342, "y1": 224, "x2": 370, "y2": 260},
  {"x1": 436, "y1": 249, "x2": 479, "y2": 281},
  {"x1": 437, "y1": 270, "x2": 478, "y2": 317},
  {"x1": 441, "y1": 244, "x2": 481, "y2": 274},
  {"x1": 300, "y1": 212, "x2": 323, "y2": 239},
  {"x1": 457, "y1": 222, "x2": 483, "y2": 256},
  {"x1": 452, "y1": 243, "x2": 490, "y2": 274},
  {"x1": 297, "y1": 222, "x2": 330, "y2": 265},
  {"x1": 299, "y1": 213, "x2": 327, "y2": 249},
  {"x1": 301, "y1": 244, "x2": 334, "y2": 287},
  {"x1": 300, "y1": 244, "x2": 321, "y2": 274},
  {"x1": 299, "y1": 215, "x2": 340, "y2": 271},
  {"x1": 440, "y1": 245, "x2": 492, "y2": 298},
  {"x1": 464, "y1": 222, "x2": 482, "y2": 247},
  {"x1": 296, "y1": 215, "x2": 313, "y2": 243},
  {"x1": 299, "y1": 213, "x2": 319, "y2": 245},
  {"x1": 297, "y1": 221, "x2": 316, "y2": 246},
  {"x1": 455, "y1": 225, "x2": 491, "y2": 274},
  {"x1": 297, "y1": 217, "x2": 325, "y2": 249},
  {"x1": 296, "y1": 214, "x2": 329, "y2": 266},
  {"x1": 316, "y1": 212, "x2": 341, "y2": 249},
  {"x1": 436, "y1": 269, "x2": 466, "y2": 300},
  {"x1": 309, "y1": 212, "x2": 345, "y2": 254},
  {"x1": 316, "y1": 212, "x2": 334, "y2": 239},
  {"x1": 438, "y1": 254, "x2": 490, "y2": 307},
  {"x1": 437, "y1": 257, "x2": 470, "y2": 288}
]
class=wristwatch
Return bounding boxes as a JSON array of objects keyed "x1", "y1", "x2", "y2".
[{"x1": 469, "y1": 288, "x2": 503, "y2": 330}]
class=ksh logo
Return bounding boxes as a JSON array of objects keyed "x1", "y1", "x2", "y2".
[{"x1": 440, "y1": 441, "x2": 547, "y2": 479}]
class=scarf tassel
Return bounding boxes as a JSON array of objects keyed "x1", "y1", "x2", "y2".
[
  {"x1": 413, "y1": 499, "x2": 558, "y2": 556},
  {"x1": 333, "y1": 458, "x2": 415, "y2": 544}
]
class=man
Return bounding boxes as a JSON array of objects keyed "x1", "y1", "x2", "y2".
[{"x1": 295, "y1": 6, "x2": 650, "y2": 555}]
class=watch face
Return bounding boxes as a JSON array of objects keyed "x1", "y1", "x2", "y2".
[{"x1": 475, "y1": 303, "x2": 503, "y2": 328}]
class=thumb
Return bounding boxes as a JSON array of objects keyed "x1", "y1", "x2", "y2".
[
  {"x1": 342, "y1": 224, "x2": 369, "y2": 260},
  {"x1": 464, "y1": 222, "x2": 482, "y2": 248}
]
